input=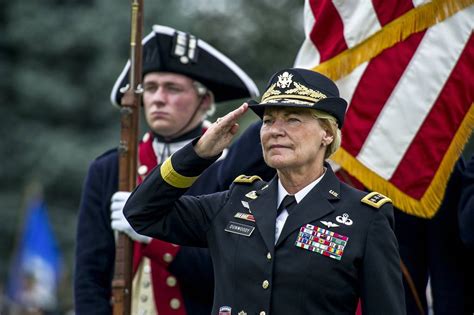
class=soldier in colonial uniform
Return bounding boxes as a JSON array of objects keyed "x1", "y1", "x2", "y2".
[
  {"x1": 124, "y1": 68, "x2": 406, "y2": 315},
  {"x1": 74, "y1": 25, "x2": 275, "y2": 315}
]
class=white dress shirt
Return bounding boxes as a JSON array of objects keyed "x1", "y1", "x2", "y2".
[{"x1": 275, "y1": 168, "x2": 326, "y2": 243}]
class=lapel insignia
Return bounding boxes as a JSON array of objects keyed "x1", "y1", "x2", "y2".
[
  {"x1": 295, "y1": 224, "x2": 349, "y2": 261},
  {"x1": 320, "y1": 220, "x2": 339, "y2": 228},
  {"x1": 234, "y1": 212, "x2": 255, "y2": 222},
  {"x1": 245, "y1": 190, "x2": 258, "y2": 199},
  {"x1": 329, "y1": 189, "x2": 339, "y2": 198},
  {"x1": 336, "y1": 213, "x2": 353, "y2": 226},
  {"x1": 238, "y1": 311, "x2": 247, "y2": 315},
  {"x1": 225, "y1": 221, "x2": 255, "y2": 237}
]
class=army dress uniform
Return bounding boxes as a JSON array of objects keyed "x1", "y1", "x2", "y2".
[{"x1": 124, "y1": 141, "x2": 406, "y2": 315}]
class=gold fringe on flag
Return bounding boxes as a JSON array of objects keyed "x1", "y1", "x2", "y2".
[
  {"x1": 313, "y1": 0, "x2": 474, "y2": 81},
  {"x1": 332, "y1": 104, "x2": 474, "y2": 218}
]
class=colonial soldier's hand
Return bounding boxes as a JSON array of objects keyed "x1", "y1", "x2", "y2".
[
  {"x1": 110, "y1": 191, "x2": 151, "y2": 243},
  {"x1": 195, "y1": 103, "x2": 249, "y2": 158}
]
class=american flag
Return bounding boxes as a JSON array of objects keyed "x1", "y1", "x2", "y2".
[{"x1": 295, "y1": 0, "x2": 474, "y2": 218}]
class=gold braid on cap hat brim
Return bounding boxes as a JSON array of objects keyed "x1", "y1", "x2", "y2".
[{"x1": 260, "y1": 82, "x2": 327, "y2": 105}]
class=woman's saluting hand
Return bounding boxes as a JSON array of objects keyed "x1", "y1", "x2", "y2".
[{"x1": 194, "y1": 103, "x2": 249, "y2": 158}]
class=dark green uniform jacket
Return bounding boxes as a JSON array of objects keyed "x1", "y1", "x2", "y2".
[{"x1": 124, "y1": 141, "x2": 406, "y2": 315}]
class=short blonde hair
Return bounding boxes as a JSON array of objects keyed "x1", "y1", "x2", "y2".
[{"x1": 305, "y1": 108, "x2": 341, "y2": 159}]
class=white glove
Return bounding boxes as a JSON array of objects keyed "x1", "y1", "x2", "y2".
[{"x1": 110, "y1": 191, "x2": 151, "y2": 244}]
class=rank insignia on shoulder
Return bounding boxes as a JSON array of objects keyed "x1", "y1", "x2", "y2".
[
  {"x1": 245, "y1": 190, "x2": 258, "y2": 200},
  {"x1": 234, "y1": 174, "x2": 262, "y2": 184},
  {"x1": 361, "y1": 192, "x2": 392, "y2": 209}
]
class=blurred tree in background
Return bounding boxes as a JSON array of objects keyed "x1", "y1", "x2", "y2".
[{"x1": 0, "y1": 0, "x2": 304, "y2": 311}]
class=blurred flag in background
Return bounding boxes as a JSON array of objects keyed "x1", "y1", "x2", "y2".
[
  {"x1": 295, "y1": 0, "x2": 474, "y2": 217},
  {"x1": 7, "y1": 196, "x2": 62, "y2": 312}
]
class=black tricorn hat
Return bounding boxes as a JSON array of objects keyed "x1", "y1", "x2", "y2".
[
  {"x1": 110, "y1": 25, "x2": 259, "y2": 107},
  {"x1": 248, "y1": 68, "x2": 348, "y2": 128}
]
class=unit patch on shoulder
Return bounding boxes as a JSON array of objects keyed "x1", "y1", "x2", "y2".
[
  {"x1": 361, "y1": 192, "x2": 392, "y2": 209},
  {"x1": 233, "y1": 175, "x2": 262, "y2": 184}
]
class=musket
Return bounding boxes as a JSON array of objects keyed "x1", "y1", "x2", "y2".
[{"x1": 111, "y1": 0, "x2": 144, "y2": 314}]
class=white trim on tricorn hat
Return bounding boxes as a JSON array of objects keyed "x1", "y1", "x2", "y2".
[{"x1": 110, "y1": 25, "x2": 259, "y2": 108}]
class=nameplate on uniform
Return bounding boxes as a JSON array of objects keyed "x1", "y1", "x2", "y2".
[
  {"x1": 225, "y1": 221, "x2": 255, "y2": 237},
  {"x1": 234, "y1": 212, "x2": 255, "y2": 222},
  {"x1": 295, "y1": 224, "x2": 348, "y2": 261}
]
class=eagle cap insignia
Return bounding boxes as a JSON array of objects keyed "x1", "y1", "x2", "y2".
[{"x1": 277, "y1": 71, "x2": 293, "y2": 89}]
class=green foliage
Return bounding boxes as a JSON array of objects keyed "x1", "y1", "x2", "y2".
[{"x1": 0, "y1": 0, "x2": 304, "y2": 311}]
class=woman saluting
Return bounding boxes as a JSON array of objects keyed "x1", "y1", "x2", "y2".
[{"x1": 124, "y1": 68, "x2": 406, "y2": 315}]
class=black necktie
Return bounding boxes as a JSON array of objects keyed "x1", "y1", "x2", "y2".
[{"x1": 277, "y1": 195, "x2": 297, "y2": 217}]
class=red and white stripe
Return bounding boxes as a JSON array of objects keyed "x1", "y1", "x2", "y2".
[{"x1": 294, "y1": 0, "x2": 474, "y2": 215}]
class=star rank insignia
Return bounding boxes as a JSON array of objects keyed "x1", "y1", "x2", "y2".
[{"x1": 238, "y1": 311, "x2": 247, "y2": 315}]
